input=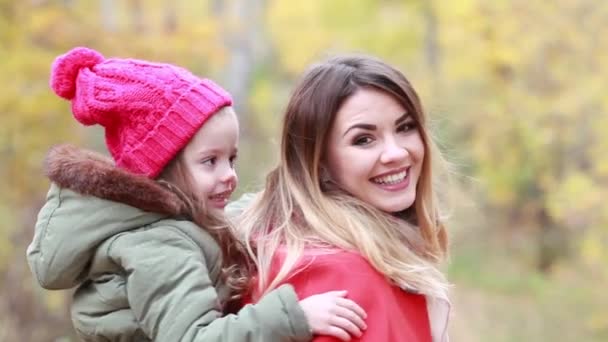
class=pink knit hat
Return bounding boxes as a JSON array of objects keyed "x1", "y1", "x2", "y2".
[{"x1": 50, "y1": 47, "x2": 233, "y2": 178}]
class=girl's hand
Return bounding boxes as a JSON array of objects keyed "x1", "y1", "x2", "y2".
[{"x1": 299, "y1": 290, "x2": 367, "y2": 341}]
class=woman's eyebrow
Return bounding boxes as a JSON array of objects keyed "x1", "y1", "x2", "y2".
[
  {"x1": 342, "y1": 123, "x2": 377, "y2": 137},
  {"x1": 394, "y1": 113, "x2": 410, "y2": 125}
]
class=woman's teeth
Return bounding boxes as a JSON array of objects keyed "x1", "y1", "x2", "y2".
[{"x1": 372, "y1": 170, "x2": 407, "y2": 185}]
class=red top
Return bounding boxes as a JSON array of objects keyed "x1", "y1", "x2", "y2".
[{"x1": 252, "y1": 250, "x2": 432, "y2": 342}]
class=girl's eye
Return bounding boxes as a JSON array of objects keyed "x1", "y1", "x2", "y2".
[
  {"x1": 353, "y1": 135, "x2": 373, "y2": 146},
  {"x1": 202, "y1": 157, "x2": 216, "y2": 166},
  {"x1": 229, "y1": 155, "x2": 238, "y2": 168}
]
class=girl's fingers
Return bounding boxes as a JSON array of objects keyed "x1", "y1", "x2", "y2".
[
  {"x1": 334, "y1": 306, "x2": 367, "y2": 331},
  {"x1": 330, "y1": 315, "x2": 363, "y2": 337},
  {"x1": 336, "y1": 297, "x2": 367, "y2": 319},
  {"x1": 323, "y1": 290, "x2": 348, "y2": 297},
  {"x1": 323, "y1": 326, "x2": 351, "y2": 341},
  {"x1": 325, "y1": 322, "x2": 354, "y2": 341}
]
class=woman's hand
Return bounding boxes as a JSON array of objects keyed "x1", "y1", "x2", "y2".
[{"x1": 299, "y1": 290, "x2": 367, "y2": 341}]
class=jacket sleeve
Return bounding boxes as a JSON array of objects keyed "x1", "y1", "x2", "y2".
[
  {"x1": 107, "y1": 225, "x2": 312, "y2": 342},
  {"x1": 26, "y1": 184, "x2": 86, "y2": 289}
]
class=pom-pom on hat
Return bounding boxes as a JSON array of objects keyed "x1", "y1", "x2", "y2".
[{"x1": 50, "y1": 47, "x2": 233, "y2": 178}]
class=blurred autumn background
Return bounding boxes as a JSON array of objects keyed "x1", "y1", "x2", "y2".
[{"x1": 1, "y1": 0, "x2": 607, "y2": 341}]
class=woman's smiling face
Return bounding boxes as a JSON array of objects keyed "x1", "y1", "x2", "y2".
[{"x1": 325, "y1": 87, "x2": 425, "y2": 213}]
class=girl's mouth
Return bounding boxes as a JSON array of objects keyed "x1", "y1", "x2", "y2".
[{"x1": 208, "y1": 190, "x2": 233, "y2": 209}]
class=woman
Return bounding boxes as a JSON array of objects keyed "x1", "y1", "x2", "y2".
[{"x1": 238, "y1": 55, "x2": 451, "y2": 341}]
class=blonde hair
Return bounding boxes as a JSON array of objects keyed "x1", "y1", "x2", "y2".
[
  {"x1": 237, "y1": 56, "x2": 449, "y2": 300},
  {"x1": 159, "y1": 107, "x2": 254, "y2": 312}
]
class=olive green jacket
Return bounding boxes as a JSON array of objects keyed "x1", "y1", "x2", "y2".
[{"x1": 26, "y1": 145, "x2": 311, "y2": 342}]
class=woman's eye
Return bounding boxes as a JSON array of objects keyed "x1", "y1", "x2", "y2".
[
  {"x1": 202, "y1": 157, "x2": 216, "y2": 166},
  {"x1": 353, "y1": 136, "x2": 373, "y2": 146},
  {"x1": 397, "y1": 122, "x2": 417, "y2": 133}
]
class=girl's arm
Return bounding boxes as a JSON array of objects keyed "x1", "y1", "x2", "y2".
[
  {"x1": 106, "y1": 225, "x2": 365, "y2": 342},
  {"x1": 107, "y1": 224, "x2": 310, "y2": 341}
]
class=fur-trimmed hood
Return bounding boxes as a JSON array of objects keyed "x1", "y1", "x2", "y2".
[
  {"x1": 45, "y1": 144, "x2": 186, "y2": 215},
  {"x1": 27, "y1": 144, "x2": 192, "y2": 289}
]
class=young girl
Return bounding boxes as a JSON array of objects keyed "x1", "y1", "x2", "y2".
[
  {"x1": 238, "y1": 55, "x2": 451, "y2": 342},
  {"x1": 26, "y1": 47, "x2": 367, "y2": 341}
]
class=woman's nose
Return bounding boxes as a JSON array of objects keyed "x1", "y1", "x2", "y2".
[{"x1": 379, "y1": 138, "x2": 408, "y2": 164}]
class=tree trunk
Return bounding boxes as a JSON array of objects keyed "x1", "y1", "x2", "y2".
[
  {"x1": 163, "y1": 0, "x2": 177, "y2": 34},
  {"x1": 220, "y1": 0, "x2": 257, "y2": 114},
  {"x1": 129, "y1": 0, "x2": 145, "y2": 34},
  {"x1": 536, "y1": 207, "x2": 567, "y2": 273},
  {"x1": 423, "y1": 0, "x2": 440, "y2": 82},
  {"x1": 100, "y1": 0, "x2": 117, "y2": 32},
  {"x1": 214, "y1": 0, "x2": 269, "y2": 140}
]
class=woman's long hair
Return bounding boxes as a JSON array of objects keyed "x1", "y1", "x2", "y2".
[
  {"x1": 158, "y1": 108, "x2": 254, "y2": 312},
  {"x1": 237, "y1": 55, "x2": 450, "y2": 300}
]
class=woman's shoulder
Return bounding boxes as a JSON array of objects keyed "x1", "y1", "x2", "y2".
[
  {"x1": 287, "y1": 248, "x2": 387, "y2": 286},
  {"x1": 286, "y1": 248, "x2": 433, "y2": 342},
  {"x1": 301, "y1": 249, "x2": 377, "y2": 270}
]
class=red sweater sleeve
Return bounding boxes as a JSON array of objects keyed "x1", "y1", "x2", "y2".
[{"x1": 283, "y1": 252, "x2": 432, "y2": 342}]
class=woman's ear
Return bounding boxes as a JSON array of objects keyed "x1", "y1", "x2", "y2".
[{"x1": 319, "y1": 165, "x2": 330, "y2": 183}]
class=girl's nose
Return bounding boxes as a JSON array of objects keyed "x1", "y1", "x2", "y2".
[{"x1": 220, "y1": 164, "x2": 238, "y2": 188}]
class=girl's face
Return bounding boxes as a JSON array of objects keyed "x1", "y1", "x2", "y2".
[
  {"x1": 325, "y1": 88, "x2": 425, "y2": 213},
  {"x1": 181, "y1": 108, "x2": 239, "y2": 211}
]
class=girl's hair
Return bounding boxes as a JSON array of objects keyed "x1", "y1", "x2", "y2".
[
  {"x1": 237, "y1": 55, "x2": 449, "y2": 300},
  {"x1": 158, "y1": 108, "x2": 253, "y2": 312}
]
